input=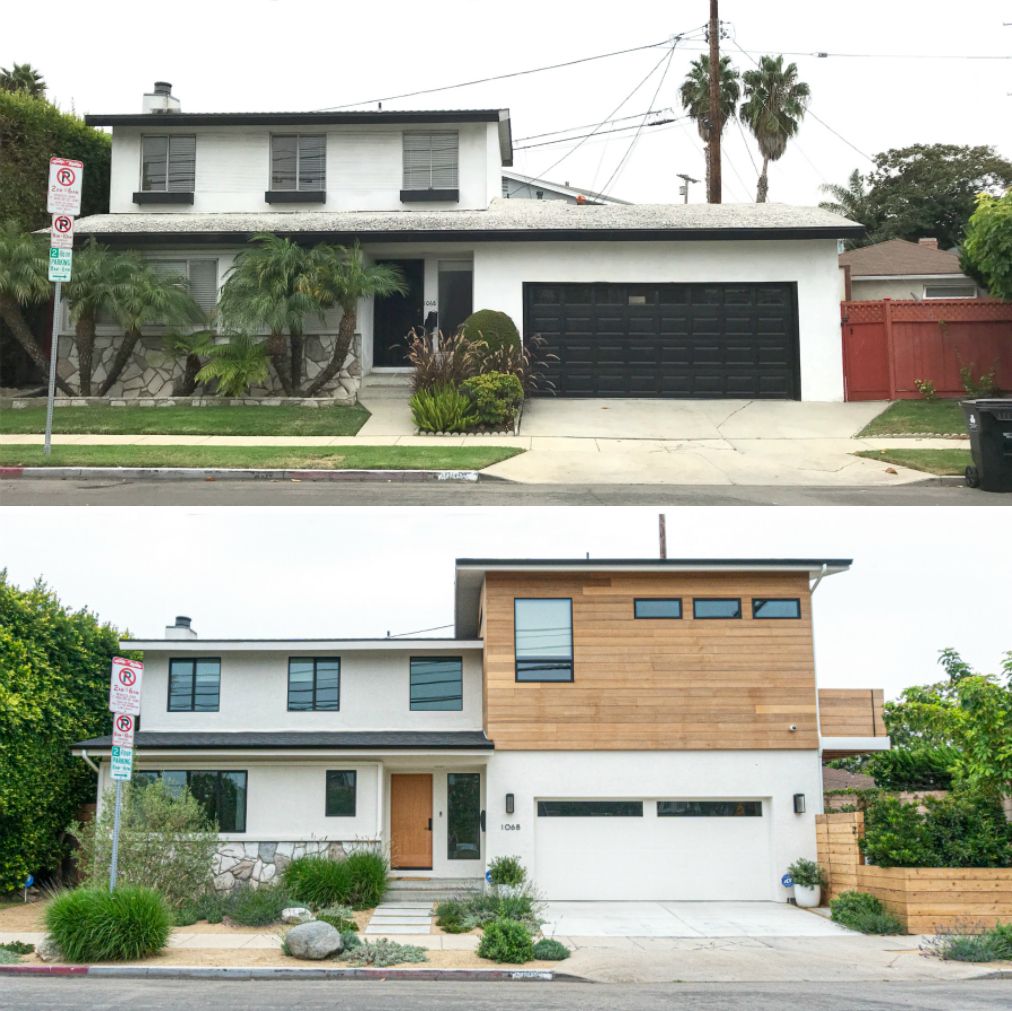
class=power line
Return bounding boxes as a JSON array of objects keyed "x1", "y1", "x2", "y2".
[
  {"x1": 639, "y1": 41, "x2": 1011, "y2": 61},
  {"x1": 386, "y1": 623, "x2": 453, "y2": 638},
  {"x1": 514, "y1": 117, "x2": 688, "y2": 151},
  {"x1": 514, "y1": 108, "x2": 673, "y2": 142},
  {"x1": 315, "y1": 37, "x2": 677, "y2": 111}
]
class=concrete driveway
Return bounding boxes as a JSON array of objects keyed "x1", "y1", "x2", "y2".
[{"x1": 541, "y1": 901, "x2": 852, "y2": 938}]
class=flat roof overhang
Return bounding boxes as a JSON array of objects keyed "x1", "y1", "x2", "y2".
[
  {"x1": 821, "y1": 736, "x2": 892, "y2": 759},
  {"x1": 73, "y1": 731, "x2": 494, "y2": 753},
  {"x1": 120, "y1": 638, "x2": 482, "y2": 652}
]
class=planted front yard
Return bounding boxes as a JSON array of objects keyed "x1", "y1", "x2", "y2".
[
  {"x1": 854, "y1": 448, "x2": 971, "y2": 476},
  {"x1": 859, "y1": 400, "x2": 967, "y2": 438},
  {"x1": 0, "y1": 445, "x2": 522, "y2": 470},
  {"x1": 0, "y1": 404, "x2": 370, "y2": 436}
]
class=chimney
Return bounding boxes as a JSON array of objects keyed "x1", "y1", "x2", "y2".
[
  {"x1": 918, "y1": 238, "x2": 939, "y2": 251},
  {"x1": 142, "y1": 81, "x2": 181, "y2": 114},
  {"x1": 165, "y1": 615, "x2": 197, "y2": 639}
]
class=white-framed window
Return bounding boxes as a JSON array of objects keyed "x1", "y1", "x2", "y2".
[
  {"x1": 923, "y1": 283, "x2": 977, "y2": 300},
  {"x1": 140, "y1": 135, "x2": 196, "y2": 192},
  {"x1": 148, "y1": 258, "x2": 219, "y2": 318},
  {"x1": 270, "y1": 134, "x2": 326, "y2": 191},
  {"x1": 403, "y1": 132, "x2": 459, "y2": 190}
]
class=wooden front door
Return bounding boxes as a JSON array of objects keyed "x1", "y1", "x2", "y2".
[{"x1": 390, "y1": 773, "x2": 433, "y2": 869}]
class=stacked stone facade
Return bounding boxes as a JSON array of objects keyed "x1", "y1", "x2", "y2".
[{"x1": 211, "y1": 840, "x2": 348, "y2": 891}]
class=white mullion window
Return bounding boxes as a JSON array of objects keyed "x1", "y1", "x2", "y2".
[{"x1": 271, "y1": 135, "x2": 326, "y2": 191}]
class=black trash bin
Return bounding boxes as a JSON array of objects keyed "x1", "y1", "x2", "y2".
[{"x1": 961, "y1": 399, "x2": 1012, "y2": 492}]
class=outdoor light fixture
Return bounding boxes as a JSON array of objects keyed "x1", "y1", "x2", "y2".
[
  {"x1": 506, "y1": 793, "x2": 515, "y2": 815},
  {"x1": 793, "y1": 793, "x2": 806, "y2": 814}
]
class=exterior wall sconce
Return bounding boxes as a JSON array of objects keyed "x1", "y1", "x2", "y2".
[
  {"x1": 793, "y1": 793, "x2": 806, "y2": 814},
  {"x1": 505, "y1": 793, "x2": 515, "y2": 815}
]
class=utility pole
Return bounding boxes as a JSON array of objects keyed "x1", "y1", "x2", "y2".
[
  {"x1": 677, "y1": 173, "x2": 700, "y2": 203},
  {"x1": 707, "y1": 0, "x2": 722, "y2": 203}
]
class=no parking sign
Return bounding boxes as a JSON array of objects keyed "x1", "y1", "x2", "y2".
[{"x1": 109, "y1": 657, "x2": 144, "y2": 715}]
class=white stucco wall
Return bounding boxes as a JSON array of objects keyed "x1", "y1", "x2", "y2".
[
  {"x1": 483, "y1": 750, "x2": 824, "y2": 901},
  {"x1": 472, "y1": 238, "x2": 846, "y2": 401},
  {"x1": 137, "y1": 648, "x2": 484, "y2": 733},
  {"x1": 108, "y1": 123, "x2": 498, "y2": 213}
]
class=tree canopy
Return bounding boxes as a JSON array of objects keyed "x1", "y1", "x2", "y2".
[
  {"x1": 0, "y1": 572, "x2": 124, "y2": 892},
  {"x1": 960, "y1": 190, "x2": 1012, "y2": 301}
]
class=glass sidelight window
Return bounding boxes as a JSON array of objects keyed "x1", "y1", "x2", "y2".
[
  {"x1": 514, "y1": 598, "x2": 573, "y2": 682},
  {"x1": 447, "y1": 773, "x2": 481, "y2": 861}
]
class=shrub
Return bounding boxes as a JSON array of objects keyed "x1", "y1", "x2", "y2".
[
  {"x1": 461, "y1": 372, "x2": 524, "y2": 429},
  {"x1": 830, "y1": 891, "x2": 903, "y2": 934},
  {"x1": 45, "y1": 886, "x2": 172, "y2": 962},
  {"x1": 435, "y1": 898, "x2": 468, "y2": 933},
  {"x1": 497, "y1": 893, "x2": 537, "y2": 928},
  {"x1": 343, "y1": 850, "x2": 388, "y2": 909},
  {"x1": 913, "y1": 378, "x2": 937, "y2": 401},
  {"x1": 480, "y1": 332, "x2": 558, "y2": 397},
  {"x1": 477, "y1": 918, "x2": 534, "y2": 963},
  {"x1": 72, "y1": 779, "x2": 217, "y2": 910},
  {"x1": 341, "y1": 937, "x2": 427, "y2": 966},
  {"x1": 532, "y1": 937, "x2": 570, "y2": 960},
  {"x1": 0, "y1": 940, "x2": 34, "y2": 955},
  {"x1": 923, "y1": 922, "x2": 1012, "y2": 962},
  {"x1": 959, "y1": 362, "x2": 999, "y2": 398},
  {"x1": 405, "y1": 328, "x2": 484, "y2": 392},
  {"x1": 865, "y1": 746, "x2": 958, "y2": 791},
  {"x1": 786, "y1": 858, "x2": 827, "y2": 888},
  {"x1": 340, "y1": 929, "x2": 362, "y2": 951},
  {"x1": 410, "y1": 385, "x2": 479, "y2": 433},
  {"x1": 317, "y1": 912, "x2": 358, "y2": 933},
  {"x1": 459, "y1": 309, "x2": 520, "y2": 353},
  {"x1": 488, "y1": 855, "x2": 527, "y2": 888},
  {"x1": 282, "y1": 851, "x2": 387, "y2": 910},
  {"x1": 0, "y1": 948, "x2": 21, "y2": 965},
  {"x1": 222, "y1": 882, "x2": 292, "y2": 927},
  {"x1": 195, "y1": 334, "x2": 270, "y2": 397}
]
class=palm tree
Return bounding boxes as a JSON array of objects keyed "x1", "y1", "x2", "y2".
[
  {"x1": 163, "y1": 330, "x2": 216, "y2": 396},
  {"x1": 217, "y1": 234, "x2": 321, "y2": 395},
  {"x1": 0, "y1": 221, "x2": 75, "y2": 394},
  {"x1": 62, "y1": 241, "x2": 136, "y2": 395},
  {"x1": 0, "y1": 63, "x2": 46, "y2": 98},
  {"x1": 99, "y1": 263, "x2": 206, "y2": 395},
  {"x1": 299, "y1": 243, "x2": 407, "y2": 397},
  {"x1": 679, "y1": 55, "x2": 740, "y2": 200},
  {"x1": 739, "y1": 55, "x2": 811, "y2": 203},
  {"x1": 819, "y1": 169, "x2": 873, "y2": 248},
  {"x1": 196, "y1": 334, "x2": 270, "y2": 398}
]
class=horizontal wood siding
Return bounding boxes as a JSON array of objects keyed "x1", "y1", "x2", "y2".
[
  {"x1": 819, "y1": 689, "x2": 886, "y2": 738},
  {"x1": 816, "y1": 811, "x2": 864, "y2": 900},
  {"x1": 483, "y1": 571, "x2": 819, "y2": 750}
]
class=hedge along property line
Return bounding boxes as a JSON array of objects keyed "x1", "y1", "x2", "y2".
[{"x1": 816, "y1": 812, "x2": 1012, "y2": 933}]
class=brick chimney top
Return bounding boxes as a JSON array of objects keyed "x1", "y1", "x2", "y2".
[{"x1": 918, "y1": 238, "x2": 939, "y2": 250}]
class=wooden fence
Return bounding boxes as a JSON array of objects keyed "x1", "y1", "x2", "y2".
[{"x1": 840, "y1": 299, "x2": 1012, "y2": 401}]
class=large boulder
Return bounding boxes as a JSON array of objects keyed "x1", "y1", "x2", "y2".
[
  {"x1": 281, "y1": 906, "x2": 314, "y2": 925},
  {"x1": 285, "y1": 920, "x2": 343, "y2": 960}
]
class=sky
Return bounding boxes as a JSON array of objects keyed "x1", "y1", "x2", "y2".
[
  {"x1": 4, "y1": 0, "x2": 1010, "y2": 205},
  {"x1": 1, "y1": 506, "x2": 1009, "y2": 701}
]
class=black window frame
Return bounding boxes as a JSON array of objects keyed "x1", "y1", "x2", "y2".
[
  {"x1": 134, "y1": 769, "x2": 247, "y2": 831},
  {"x1": 287, "y1": 656, "x2": 341, "y2": 712},
  {"x1": 657, "y1": 800, "x2": 763, "y2": 818},
  {"x1": 537, "y1": 800, "x2": 643, "y2": 817},
  {"x1": 139, "y1": 134, "x2": 196, "y2": 192},
  {"x1": 514, "y1": 597, "x2": 574, "y2": 683},
  {"x1": 167, "y1": 657, "x2": 221, "y2": 712},
  {"x1": 692, "y1": 598, "x2": 743, "y2": 620},
  {"x1": 447, "y1": 772, "x2": 482, "y2": 861},
  {"x1": 634, "y1": 598, "x2": 683, "y2": 620},
  {"x1": 409, "y1": 656, "x2": 464, "y2": 712},
  {"x1": 324, "y1": 770, "x2": 357, "y2": 817},
  {"x1": 752, "y1": 598, "x2": 802, "y2": 620}
]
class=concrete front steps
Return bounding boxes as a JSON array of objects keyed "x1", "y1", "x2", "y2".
[
  {"x1": 359, "y1": 372, "x2": 413, "y2": 400},
  {"x1": 366, "y1": 878, "x2": 483, "y2": 936},
  {"x1": 383, "y1": 876, "x2": 484, "y2": 903}
]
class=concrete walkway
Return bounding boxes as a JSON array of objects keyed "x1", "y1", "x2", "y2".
[{"x1": 364, "y1": 900, "x2": 435, "y2": 936}]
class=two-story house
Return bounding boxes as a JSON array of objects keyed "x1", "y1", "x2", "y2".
[
  {"x1": 63, "y1": 82, "x2": 862, "y2": 403},
  {"x1": 74, "y1": 557, "x2": 889, "y2": 901}
]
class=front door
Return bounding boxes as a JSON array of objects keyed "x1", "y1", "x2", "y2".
[
  {"x1": 373, "y1": 259, "x2": 425, "y2": 366},
  {"x1": 390, "y1": 773, "x2": 433, "y2": 870}
]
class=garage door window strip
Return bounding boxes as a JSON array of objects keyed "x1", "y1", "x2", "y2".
[
  {"x1": 751, "y1": 598, "x2": 802, "y2": 619},
  {"x1": 537, "y1": 800, "x2": 643, "y2": 817},
  {"x1": 514, "y1": 598, "x2": 573, "y2": 682},
  {"x1": 692, "y1": 598, "x2": 742, "y2": 620},
  {"x1": 657, "y1": 800, "x2": 762, "y2": 817},
  {"x1": 634, "y1": 598, "x2": 683, "y2": 619}
]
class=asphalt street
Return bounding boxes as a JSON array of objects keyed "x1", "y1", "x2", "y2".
[
  {"x1": 1, "y1": 979, "x2": 1010, "y2": 1011},
  {"x1": 1, "y1": 478, "x2": 1002, "y2": 506}
]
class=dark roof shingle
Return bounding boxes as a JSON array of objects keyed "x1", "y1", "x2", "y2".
[{"x1": 839, "y1": 238, "x2": 965, "y2": 277}]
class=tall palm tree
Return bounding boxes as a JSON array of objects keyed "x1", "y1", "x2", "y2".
[
  {"x1": 217, "y1": 234, "x2": 321, "y2": 395},
  {"x1": 679, "y1": 55, "x2": 740, "y2": 200},
  {"x1": 819, "y1": 169, "x2": 873, "y2": 248},
  {"x1": 299, "y1": 242, "x2": 407, "y2": 397},
  {"x1": 62, "y1": 240, "x2": 135, "y2": 395},
  {"x1": 0, "y1": 63, "x2": 46, "y2": 98},
  {"x1": 0, "y1": 220, "x2": 74, "y2": 394},
  {"x1": 99, "y1": 263, "x2": 206, "y2": 395},
  {"x1": 739, "y1": 55, "x2": 811, "y2": 203}
]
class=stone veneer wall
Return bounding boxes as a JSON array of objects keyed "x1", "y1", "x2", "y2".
[
  {"x1": 56, "y1": 334, "x2": 360, "y2": 402},
  {"x1": 212, "y1": 840, "x2": 348, "y2": 891}
]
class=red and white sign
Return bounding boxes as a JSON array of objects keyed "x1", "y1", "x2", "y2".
[
  {"x1": 47, "y1": 157, "x2": 84, "y2": 216},
  {"x1": 50, "y1": 213, "x2": 75, "y2": 250},
  {"x1": 108, "y1": 656, "x2": 144, "y2": 715},
  {"x1": 112, "y1": 712, "x2": 136, "y2": 748}
]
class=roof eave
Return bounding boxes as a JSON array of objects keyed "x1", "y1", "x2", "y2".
[{"x1": 84, "y1": 109, "x2": 508, "y2": 127}]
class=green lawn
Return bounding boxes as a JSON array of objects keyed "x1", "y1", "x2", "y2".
[
  {"x1": 0, "y1": 404, "x2": 371, "y2": 437},
  {"x1": 854, "y1": 448, "x2": 971, "y2": 476},
  {"x1": 0, "y1": 445, "x2": 523, "y2": 471},
  {"x1": 858, "y1": 400, "x2": 967, "y2": 438}
]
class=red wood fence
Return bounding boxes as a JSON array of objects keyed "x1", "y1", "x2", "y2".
[{"x1": 841, "y1": 299, "x2": 1012, "y2": 401}]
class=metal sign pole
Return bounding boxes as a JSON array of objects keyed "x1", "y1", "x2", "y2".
[
  {"x1": 109, "y1": 778, "x2": 123, "y2": 891},
  {"x1": 43, "y1": 281, "x2": 62, "y2": 457}
]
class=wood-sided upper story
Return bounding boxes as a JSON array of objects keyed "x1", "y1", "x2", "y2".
[{"x1": 455, "y1": 559, "x2": 889, "y2": 752}]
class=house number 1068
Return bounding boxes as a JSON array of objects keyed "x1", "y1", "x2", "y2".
[{"x1": 500, "y1": 823, "x2": 521, "y2": 831}]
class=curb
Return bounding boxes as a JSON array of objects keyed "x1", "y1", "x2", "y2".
[
  {"x1": 0, "y1": 964, "x2": 568, "y2": 982},
  {"x1": 0, "y1": 467, "x2": 496, "y2": 483}
]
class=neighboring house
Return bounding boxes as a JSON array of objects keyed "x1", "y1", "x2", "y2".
[
  {"x1": 74, "y1": 557, "x2": 889, "y2": 901},
  {"x1": 839, "y1": 238, "x2": 982, "y2": 302},
  {"x1": 66, "y1": 82, "x2": 861, "y2": 402},
  {"x1": 500, "y1": 170, "x2": 631, "y2": 205}
]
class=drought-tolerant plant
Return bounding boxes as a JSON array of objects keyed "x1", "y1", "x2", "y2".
[
  {"x1": 0, "y1": 948, "x2": 21, "y2": 964},
  {"x1": 461, "y1": 372, "x2": 524, "y2": 429},
  {"x1": 316, "y1": 912, "x2": 358, "y2": 933},
  {"x1": 163, "y1": 330, "x2": 216, "y2": 396},
  {"x1": 913, "y1": 378, "x2": 937, "y2": 401},
  {"x1": 410, "y1": 385, "x2": 479, "y2": 433},
  {"x1": 477, "y1": 917, "x2": 535, "y2": 963},
  {"x1": 922, "y1": 922, "x2": 1012, "y2": 962},
  {"x1": 496, "y1": 893, "x2": 539, "y2": 929},
  {"x1": 405, "y1": 328, "x2": 484, "y2": 392},
  {"x1": 786, "y1": 858, "x2": 827, "y2": 888},
  {"x1": 340, "y1": 937, "x2": 427, "y2": 966},
  {"x1": 72, "y1": 779, "x2": 217, "y2": 910},
  {"x1": 343, "y1": 850, "x2": 388, "y2": 909},
  {"x1": 829, "y1": 891, "x2": 903, "y2": 934},
  {"x1": 45, "y1": 886, "x2": 172, "y2": 962},
  {"x1": 959, "y1": 362, "x2": 999, "y2": 398},
  {"x1": 0, "y1": 940, "x2": 34, "y2": 955},
  {"x1": 532, "y1": 937, "x2": 571, "y2": 960},
  {"x1": 488, "y1": 855, "x2": 527, "y2": 888},
  {"x1": 459, "y1": 309, "x2": 520, "y2": 353},
  {"x1": 480, "y1": 332, "x2": 557, "y2": 397},
  {"x1": 282, "y1": 851, "x2": 387, "y2": 910},
  {"x1": 222, "y1": 882, "x2": 292, "y2": 927},
  {"x1": 340, "y1": 929, "x2": 362, "y2": 951},
  {"x1": 196, "y1": 334, "x2": 271, "y2": 398},
  {"x1": 435, "y1": 898, "x2": 469, "y2": 933}
]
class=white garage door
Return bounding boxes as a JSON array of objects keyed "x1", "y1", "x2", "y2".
[{"x1": 534, "y1": 799, "x2": 773, "y2": 900}]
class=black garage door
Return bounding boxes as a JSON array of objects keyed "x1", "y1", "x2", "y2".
[{"x1": 524, "y1": 282, "x2": 801, "y2": 399}]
